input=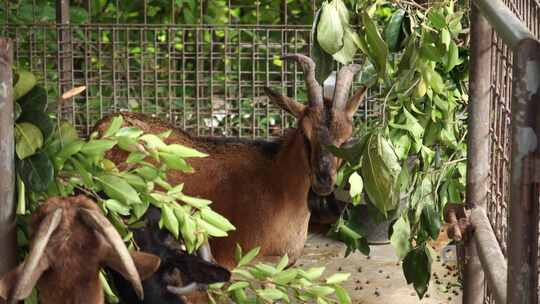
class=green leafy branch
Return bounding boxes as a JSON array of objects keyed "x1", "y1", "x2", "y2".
[
  {"x1": 208, "y1": 245, "x2": 352, "y2": 304},
  {"x1": 314, "y1": 0, "x2": 469, "y2": 298}
]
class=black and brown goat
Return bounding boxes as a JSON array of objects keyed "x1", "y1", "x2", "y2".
[
  {"x1": 95, "y1": 54, "x2": 367, "y2": 268},
  {"x1": 0, "y1": 195, "x2": 161, "y2": 304},
  {"x1": 109, "y1": 206, "x2": 231, "y2": 304}
]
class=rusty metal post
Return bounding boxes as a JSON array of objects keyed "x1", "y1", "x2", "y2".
[
  {"x1": 0, "y1": 38, "x2": 17, "y2": 277},
  {"x1": 464, "y1": 5, "x2": 492, "y2": 304},
  {"x1": 507, "y1": 38, "x2": 540, "y2": 304}
]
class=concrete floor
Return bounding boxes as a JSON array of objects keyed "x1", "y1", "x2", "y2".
[{"x1": 297, "y1": 233, "x2": 462, "y2": 304}]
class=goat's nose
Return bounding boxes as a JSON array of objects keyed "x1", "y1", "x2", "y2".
[{"x1": 316, "y1": 173, "x2": 332, "y2": 185}]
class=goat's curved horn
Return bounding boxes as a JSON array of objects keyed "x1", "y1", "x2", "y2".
[
  {"x1": 10, "y1": 209, "x2": 63, "y2": 303},
  {"x1": 197, "y1": 242, "x2": 213, "y2": 262},
  {"x1": 281, "y1": 54, "x2": 323, "y2": 108},
  {"x1": 78, "y1": 208, "x2": 144, "y2": 300},
  {"x1": 333, "y1": 64, "x2": 362, "y2": 110},
  {"x1": 167, "y1": 282, "x2": 207, "y2": 296}
]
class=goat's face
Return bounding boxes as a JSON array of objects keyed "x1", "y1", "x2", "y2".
[
  {"x1": 110, "y1": 206, "x2": 231, "y2": 303},
  {"x1": 0, "y1": 196, "x2": 161, "y2": 304},
  {"x1": 265, "y1": 54, "x2": 368, "y2": 196}
]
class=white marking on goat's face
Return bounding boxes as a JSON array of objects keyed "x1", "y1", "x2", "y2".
[{"x1": 302, "y1": 106, "x2": 353, "y2": 196}]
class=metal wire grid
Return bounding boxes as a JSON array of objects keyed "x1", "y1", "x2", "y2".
[
  {"x1": 483, "y1": 29, "x2": 513, "y2": 304},
  {"x1": 503, "y1": 0, "x2": 540, "y2": 39},
  {"x1": 486, "y1": 31, "x2": 512, "y2": 257},
  {"x1": 3, "y1": 23, "x2": 379, "y2": 138}
]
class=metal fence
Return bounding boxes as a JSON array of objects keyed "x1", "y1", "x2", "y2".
[
  {"x1": 0, "y1": 0, "x2": 377, "y2": 138},
  {"x1": 466, "y1": 0, "x2": 540, "y2": 303}
]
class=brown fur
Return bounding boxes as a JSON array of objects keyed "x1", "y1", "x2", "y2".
[
  {"x1": 95, "y1": 104, "x2": 361, "y2": 268},
  {"x1": 0, "y1": 195, "x2": 160, "y2": 304},
  {"x1": 93, "y1": 61, "x2": 366, "y2": 268},
  {"x1": 96, "y1": 113, "x2": 312, "y2": 268}
]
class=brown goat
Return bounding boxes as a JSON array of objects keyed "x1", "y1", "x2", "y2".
[
  {"x1": 0, "y1": 195, "x2": 161, "y2": 304},
  {"x1": 95, "y1": 54, "x2": 367, "y2": 268}
]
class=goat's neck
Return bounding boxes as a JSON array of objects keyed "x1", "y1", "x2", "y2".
[{"x1": 271, "y1": 128, "x2": 311, "y2": 199}]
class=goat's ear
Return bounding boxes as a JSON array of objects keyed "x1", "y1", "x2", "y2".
[
  {"x1": 130, "y1": 252, "x2": 161, "y2": 280},
  {"x1": 263, "y1": 87, "x2": 305, "y2": 117},
  {"x1": 345, "y1": 86, "x2": 368, "y2": 119},
  {"x1": 103, "y1": 248, "x2": 160, "y2": 281},
  {"x1": 0, "y1": 258, "x2": 49, "y2": 301}
]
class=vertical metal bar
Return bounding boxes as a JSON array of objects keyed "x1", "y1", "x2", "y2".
[
  {"x1": 0, "y1": 38, "x2": 16, "y2": 278},
  {"x1": 56, "y1": 0, "x2": 73, "y2": 121},
  {"x1": 507, "y1": 38, "x2": 540, "y2": 304},
  {"x1": 464, "y1": 5, "x2": 492, "y2": 304}
]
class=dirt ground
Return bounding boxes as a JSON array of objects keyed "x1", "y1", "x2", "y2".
[{"x1": 297, "y1": 233, "x2": 462, "y2": 304}]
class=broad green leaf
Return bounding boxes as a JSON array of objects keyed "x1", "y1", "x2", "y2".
[
  {"x1": 161, "y1": 204, "x2": 179, "y2": 238},
  {"x1": 14, "y1": 70, "x2": 37, "y2": 100},
  {"x1": 99, "y1": 272, "x2": 119, "y2": 304},
  {"x1": 17, "y1": 86, "x2": 46, "y2": 112},
  {"x1": 126, "y1": 151, "x2": 147, "y2": 164},
  {"x1": 361, "y1": 133, "x2": 401, "y2": 216},
  {"x1": 272, "y1": 268, "x2": 298, "y2": 285},
  {"x1": 227, "y1": 281, "x2": 249, "y2": 292},
  {"x1": 57, "y1": 139, "x2": 85, "y2": 159},
  {"x1": 180, "y1": 195, "x2": 212, "y2": 209},
  {"x1": 117, "y1": 136, "x2": 140, "y2": 152},
  {"x1": 325, "y1": 272, "x2": 351, "y2": 284},
  {"x1": 200, "y1": 208, "x2": 236, "y2": 232},
  {"x1": 197, "y1": 217, "x2": 228, "y2": 237},
  {"x1": 389, "y1": 108, "x2": 424, "y2": 146},
  {"x1": 81, "y1": 139, "x2": 117, "y2": 156},
  {"x1": 134, "y1": 165, "x2": 159, "y2": 181},
  {"x1": 402, "y1": 246, "x2": 431, "y2": 298},
  {"x1": 104, "y1": 199, "x2": 131, "y2": 216},
  {"x1": 116, "y1": 127, "x2": 144, "y2": 138},
  {"x1": 276, "y1": 254, "x2": 289, "y2": 272},
  {"x1": 234, "y1": 244, "x2": 243, "y2": 263},
  {"x1": 441, "y1": 28, "x2": 451, "y2": 49},
  {"x1": 232, "y1": 269, "x2": 255, "y2": 280},
  {"x1": 15, "y1": 123, "x2": 43, "y2": 160},
  {"x1": 300, "y1": 267, "x2": 325, "y2": 281},
  {"x1": 312, "y1": 8, "x2": 336, "y2": 83},
  {"x1": 384, "y1": 9, "x2": 405, "y2": 51},
  {"x1": 257, "y1": 288, "x2": 287, "y2": 301},
  {"x1": 103, "y1": 116, "x2": 124, "y2": 138},
  {"x1": 333, "y1": 28, "x2": 359, "y2": 64},
  {"x1": 120, "y1": 172, "x2": 147, "y2": 191},
  {"x1": 428, "y1": 10, "x2": 446, "y2": 29},
  {"x1": 362, "y1": 11, "x2": 388, "y2": 78},
  {"x1": 348, "y1": 172, "x2": 363, "y2": 205},
  {"x1": 317, "y1": 1, "x2": 344, "y2": 54},
  {"x1": 96, "y1": 174, "x2": 142, "y2": 204},
  {"x1": 160, "y1": 152, "x2": 194, "y2": 172},
  {"x1": 390, "y1": 216, "x2": 411, "y2": 259},
  {"x1": 334, "y1": 285, "x2": 351, "y2": 304},
  {"x1": 306, "y1": 286, "x2": 335, "y2": 297},
  {"x1": 18, "y1": 151, "x2": 54, "y2": 192},
  {"x1": 444, "y1": 41, "x2": 461, "y2": 72},
  {"x1": 421, "y1": 204, "x2": 441, "y2": 240},
  {"x1": 69, "y1": 158, "x2": 93, "y2": 186},
  {"x1": 140, "y1": 134, "x2": 166, "y2": 150},
  {"x1": 160, "y1": 144, "x2": 208, "y2": 158},
  {"x1": 238, "y1": 247, "x2": 260, "y2": 267}
]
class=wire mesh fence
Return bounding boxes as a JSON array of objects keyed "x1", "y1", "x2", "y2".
[
  {"x1": 483, "y1": 29, "x2": 513, "y2": 304},
  {"x1": 1, "y1": 0, "x2": 379, "y2": 138}
]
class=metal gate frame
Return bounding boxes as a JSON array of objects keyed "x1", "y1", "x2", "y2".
[{"x1": 466, "y1": 0, "x2": 540, "y2": 303}]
